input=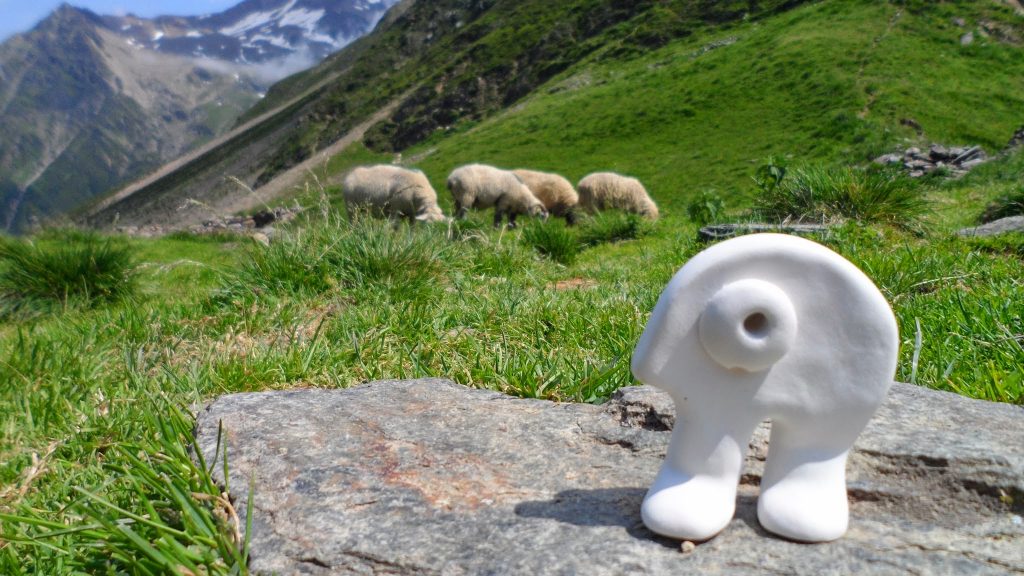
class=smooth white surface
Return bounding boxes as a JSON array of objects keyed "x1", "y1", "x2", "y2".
[
  {"x1": 631, "y1": 233, "x2": 899, "y2": 542},
  {"x1": 697, "y1": 278, "x2": 797, "y2": 372}
]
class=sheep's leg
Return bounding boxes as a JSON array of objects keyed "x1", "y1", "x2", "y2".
[
  {"x1": 493, "y1": 208, "x2": 505, "y2": 228},
  {"x1": 564, "y1": 209, "x2": 577, "y2": 226},
  {"x1": 507, "y1": 212, "x2": 518, "y2": 228},
  {"x1": 455, "y1": 201, "x2": 468, "y2": 220}
]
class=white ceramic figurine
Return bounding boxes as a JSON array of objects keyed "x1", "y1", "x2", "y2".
[{"x1": 631, "y1": 233, "x2": 899, "y2": 542}]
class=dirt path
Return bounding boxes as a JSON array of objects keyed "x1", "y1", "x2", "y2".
[
  {"x1": 214, "y1": 92, "x2": 409, "y2": 216},
  {"x1": 857, "y1": 7, "x2": 903, "y2": 120},
  {"x1": 85, "y1": 72, "x2": 347, "y2": 217}
]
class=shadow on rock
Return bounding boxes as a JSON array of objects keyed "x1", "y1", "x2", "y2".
[{"x1": 514, "y1": 487, "x2": 679, "y2": 548}]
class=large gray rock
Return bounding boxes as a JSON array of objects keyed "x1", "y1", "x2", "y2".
[{"x1": 194, "y1": 379, "x2": 1024, "y2": 575}]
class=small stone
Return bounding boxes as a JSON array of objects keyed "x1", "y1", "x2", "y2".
[
  {"x1": 697, "y1": 223, "x2": 832, "y2": 242},
  {"x1": 681, "y1": 541, "x2": 696, "y2": 554},
  {"x1": 953, "y1": 17, "x2": 966, "y2": 27},
  {"x1": 252, "y1": 232, "x2": 270, "y2": 247},
  {"x1": 928, "y1": 144, "x2": 950, "y2": 161},
  {"x1": 958, "y1": 215, "x2": 1024, "y2": 237},
  {"x1": 959, "y1": 158, "x2": 987, "y2": 171},
  {"x1": 873, "y1": 153, "x2": 902, "y2": 165},
  {"x1": 961, "y1": 31, "x2": 975, "y2": 45}
]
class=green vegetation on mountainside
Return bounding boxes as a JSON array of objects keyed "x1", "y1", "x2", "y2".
[
  {"x1": 399, "y1": 0, "x2": 1024, "y2": 214},
  {"x1": 273, "y1": 1, "x2": 1023, "y2": 225}
]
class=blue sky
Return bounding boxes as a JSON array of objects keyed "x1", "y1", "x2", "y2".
[{"x1": 0, "y1": 1, "x2": 240, "y2": 41}]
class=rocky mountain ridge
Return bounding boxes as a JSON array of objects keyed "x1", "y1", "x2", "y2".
[
  {"x1": 0, "y1": 0, "x2": 398, "y2": 233},
  {"x1": 102, "y1": 0, "x2": 398, "y2": 69}
]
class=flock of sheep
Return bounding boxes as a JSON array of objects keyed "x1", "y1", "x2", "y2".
[{"x1": 341, "y1": 163, "x2": 659, "y2": 227}]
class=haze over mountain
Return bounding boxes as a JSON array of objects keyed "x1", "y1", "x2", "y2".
[{"x1": 0, "y1": 0, "x2": 399, "y2": 233}]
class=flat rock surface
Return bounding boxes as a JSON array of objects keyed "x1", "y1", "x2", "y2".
[
  {"x1": 698, "y1": 223, "x2": 833, "y2": 241},
  {"x1": 958, "y1": 215, "x2": 1024, "y2": 237},
  {"x1": 194, "y1": 378, "x2": 1024, "y2": 575}
]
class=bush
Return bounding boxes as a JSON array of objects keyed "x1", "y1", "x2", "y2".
[
  {"x1": 337, "y1": 219, "x2": 451, "y2": 299},
  {"x1": 753, "y1": 165, "x2": 927, "y2": 229},
  {"x1": 445, "y1": 216, "x2": 491, "y2": 241},
  {"x1": 979, "y1": 187, "x2": 1024, "y2": 223},
  {"x1": 465, "y1": 237, "x2": 533, "y2": 277},
  {"x1": 0, "y1": 231, "x2": 137, "y2": 319},
  {"x1": 219, "y1": 214, "x2": 452, "y2": 301},
  {"x1": 521, "y1": 220, "x2": 578, "y2": 265},
  {"x1": 686, "y1": 190, "x2": 726, "y2": 225},
  {"x1": 576, "y1": 212, "x2": 650, "y2": 247}
]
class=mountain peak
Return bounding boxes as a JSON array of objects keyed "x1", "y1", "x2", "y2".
[
  {"x1": 0, "y1": 0, "x2": 403, "y2": 233},
  {"x1": 32, "y1": 3, "x2": 104, "y2": 37},
  {"x1": 101, "y1": 0, "x2": 400, "y2": 65}
]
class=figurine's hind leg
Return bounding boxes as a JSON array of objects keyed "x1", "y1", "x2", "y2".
[
  {"x1": 757, "y1": 415, "x2": 871, "y2": 542},
  {"x1": 641, "y1": 407, "x2": 761, "y2": 541}
]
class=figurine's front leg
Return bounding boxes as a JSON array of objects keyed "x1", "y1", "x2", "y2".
[
  {"x1": 641, "y1": 405, "x2": 761, "y2": 541},
  {"x1": 757, "y1": 416, "x2": 869, "y2": 542}
]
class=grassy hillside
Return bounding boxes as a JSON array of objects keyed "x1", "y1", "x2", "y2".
[
  {"x1": 2, "y1": 0, "x2": 1023, "y2": 572},
  {"x1": 401, "y1": 0, "x2": 1023, "y2": 213},
  {"x1": 86, "y1": 0, "x2": 810, "y2": 228}
]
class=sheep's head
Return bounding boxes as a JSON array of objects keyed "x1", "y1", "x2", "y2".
[
  {"x1": 524, "y1": 189, "x2": 549, "y2": 220},
  {"x1": 640, "y1": 199, "x2": 660, "y2": 220},
  {"x1": 416, "y1": 205, "x2": 447, "y2": 223}
]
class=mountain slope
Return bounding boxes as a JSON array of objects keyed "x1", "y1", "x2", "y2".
[
  {"x1": 0, "y1": 6, "x2": 260, "y2": 233},
  {"x1": 405, "y1": 0, "x2": 1024, "y2": 214},
  {"x1": 0, "y1": 0, "x2": 400, "y2": 234},
  {"x1": 84, "y1": 0, "x2": 1024, "y2": 231},
  {"x1": 85, "y1": 0, "x2": 808, "y2": 229}
]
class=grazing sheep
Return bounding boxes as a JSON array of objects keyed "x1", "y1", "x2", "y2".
[
  {"x1": 342, "y1": 165, "x2": 446, "y2": 224},
  {"x1": 512, "y1": 169, "x2": 579, "y2": 226},
  {"x1": 447, "y1": 164, "x2": 548, "y2": 227},
  {"x1": 577, "y1": 172, "x2": 659, "y2": 220}
]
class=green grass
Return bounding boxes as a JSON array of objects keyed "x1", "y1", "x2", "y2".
[
  {"x1": 0, "y1": 230, "x2": 138, "y2": 320},
  {"x1": 979, "y1": 186, "x2": 1024, "y2": 223},
  {"x1": 576, "y1": 212, "x2": 651, "y2": 247},
  {"x1": 2, "y1": 195, "x2": 1022, "y2": 570},
  {"x1": 752, "y1": 165, "x2": 927, "y2": 229},
  {"x1": 521, "y1": 219, "x2": 579, "y2": 265}
]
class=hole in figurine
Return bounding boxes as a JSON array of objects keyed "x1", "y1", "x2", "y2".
[{"x1": 743, "y1": 312, "x2": 769, "y2": 338}]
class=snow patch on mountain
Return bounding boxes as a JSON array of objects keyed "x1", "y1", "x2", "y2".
[
  {"x1": 219, "y1": 0, "x2": 298, "y2": 36},
  {"x1": 279, "y1": 8, "x2": 325, "y2": 31}
]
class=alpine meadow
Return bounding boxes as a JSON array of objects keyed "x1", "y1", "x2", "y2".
[{"x1": 2, "y1": 0, "x2": 1023, "y2": 573}]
